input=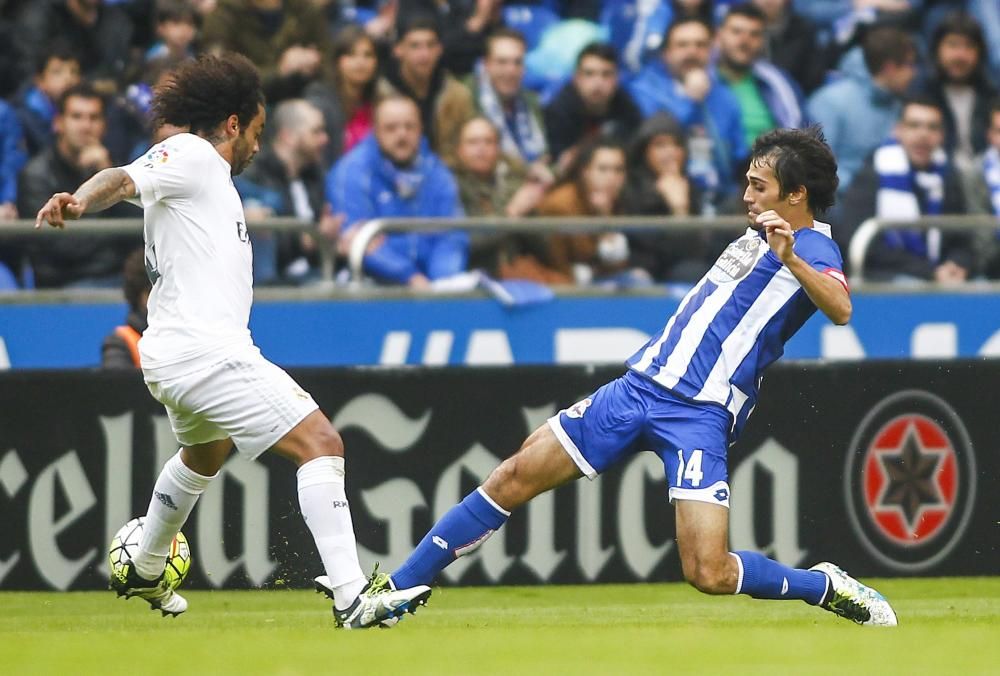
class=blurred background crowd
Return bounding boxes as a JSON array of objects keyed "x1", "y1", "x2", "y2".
[{"x1": 0, "y1": 0, "x2": 999, "y2": 291}]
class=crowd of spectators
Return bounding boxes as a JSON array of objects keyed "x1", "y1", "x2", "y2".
[{"x1": 1, "y1": 0, "x2": 999, "y2": 290}]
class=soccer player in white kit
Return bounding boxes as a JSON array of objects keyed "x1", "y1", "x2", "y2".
[{"x1": 34, "y1": 54, "x2": 430, "y2": 629}]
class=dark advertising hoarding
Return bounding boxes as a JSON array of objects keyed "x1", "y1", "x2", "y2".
[{"x1": 0, "y1": 362, "x2": 995, "y2": 590}]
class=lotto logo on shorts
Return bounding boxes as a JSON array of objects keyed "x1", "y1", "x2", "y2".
[{"x1": 566, "y1": 398, "x2": 592, "y2": 419}]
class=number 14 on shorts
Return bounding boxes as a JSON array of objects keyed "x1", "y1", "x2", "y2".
[{"x1": 676, "y1": 449, "x2": 704, "y2": 487}]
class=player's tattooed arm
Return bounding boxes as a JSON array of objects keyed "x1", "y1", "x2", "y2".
[
  {"x1": 35, "y1": 168, "x2": 138, "y2": 229},
  {"x1": 73, "y1": 168, "x2": 138, "y2": 214}
]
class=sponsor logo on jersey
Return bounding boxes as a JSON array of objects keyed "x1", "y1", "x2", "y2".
[
  {"x1": 844, "y1": 391, "x2": 976, "y2": 572},
  {"x1": 236, "y1": 220, "x2": 249, "y2": 243},
  {"x1": 708, "y1": 234, "x2": 763, "y2": 284}
]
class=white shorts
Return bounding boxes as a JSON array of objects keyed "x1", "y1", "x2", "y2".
[{"x1": 144, "y1": 345, "x2": 318, "y2": 459}]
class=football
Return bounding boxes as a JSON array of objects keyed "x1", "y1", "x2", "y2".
[{"x1": 108, "y1": 517, "x2": 191, "y2": 590}]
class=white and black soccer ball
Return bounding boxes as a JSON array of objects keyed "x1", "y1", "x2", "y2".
[{"x1": 108, "y1": 517, "x2": 191, "y2": 589}]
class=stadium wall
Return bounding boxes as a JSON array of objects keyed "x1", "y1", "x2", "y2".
[
  {"x1": 3, "y1": 292, "x2": 1000, "y2": 368},
  {"x1": 0, "y1": 362, "x2": 995, "y2": 591}
]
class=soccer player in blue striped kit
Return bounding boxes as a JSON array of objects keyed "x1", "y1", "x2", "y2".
[{"x1": 323, "y1": 126, "x2": 897, "y2": 625}]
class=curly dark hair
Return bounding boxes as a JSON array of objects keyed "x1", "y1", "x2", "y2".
[
  {"x1": 750, "y1": 126, "x2": 839, "y2": 215},
  {"x1": 151, "y1": 53, "x2": 264, "y2": 135}
]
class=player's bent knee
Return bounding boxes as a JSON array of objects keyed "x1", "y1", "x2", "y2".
[
  {"x1": 273, "y1": 415, "x2": 345, "y2": 465},
  {"x1": 305, "y1": 424, "x2": 344, "y2": 460},
  {"x1": 682, "y1": 558, "x2": 733, "y2": 595},
  {"x1": 683, "y1": 567, "x2": 727, "y2": 595},
  {"x1": 483, "y1": 457, "x2": 520, "y2": 503},
  {"x1": 484, "y1": 456, "x2": 534, "y2": 509}
]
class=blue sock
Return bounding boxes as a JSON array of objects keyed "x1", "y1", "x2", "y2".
[
  {"x1": 732, "y1": 551, "x2": 829, "y2": 605},
  {"x1": 391, "y1": 487, "x2": 509, "y2": 589}
]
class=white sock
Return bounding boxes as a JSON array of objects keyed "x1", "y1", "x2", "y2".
[
  {"x1": 297, "y1": 456, "x2": 366, "y2": 609},
  {"x1": 132, "y1": 450, "x2": 215, "y2": 580}
]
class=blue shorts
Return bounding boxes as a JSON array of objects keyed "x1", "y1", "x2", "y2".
[{"x1": 548, "y1": 370, "x2": 732, "y2": 507}]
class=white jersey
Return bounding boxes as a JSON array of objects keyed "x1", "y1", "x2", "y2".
[{"x1": 123, "y1": 133, "x2": 253, "y2": 378}]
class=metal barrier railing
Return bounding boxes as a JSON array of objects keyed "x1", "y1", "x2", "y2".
[
  {"x1": 0, "y1": 216, "x2": 337, "y2": 283},
  {"x1": 5, "y1": 213, "x2": 1000, "y2": 291},
  {"x1": 346, "y1": 216, "x2": 749, "y2": 284},
  {"x1": 848, "y1": 215, "x2": 1000, "y2": 285}
]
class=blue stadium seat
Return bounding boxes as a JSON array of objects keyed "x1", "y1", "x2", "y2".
[
  {"x1": 503, "y1": 5, "x2": 561, "y2": 50},
  {"x1": 523, "y1": 19, "x2": 607, "y2": 95},
  {"x1": 341, "y1": 7, "x2": 377, "y2": 26}
]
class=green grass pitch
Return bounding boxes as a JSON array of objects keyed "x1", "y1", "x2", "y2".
[{"x1": 3, "y1": 578, "x2": 999, "y2": 675}]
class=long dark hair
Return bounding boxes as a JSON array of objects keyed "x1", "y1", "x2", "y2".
[
  {"x1": 560, "y1": 136, "x2": 628, "y2": 213},
  {"x1": 152, "y1": 53, "x2": 263, "y2": 135},
  {"x1": 331, "y1": 24, "x2": 379, "y2": 108},
  {"x1": 931, "y1": 11, "x2": 990, "y2": 87}
]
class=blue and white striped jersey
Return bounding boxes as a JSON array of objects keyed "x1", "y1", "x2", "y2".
[{"x1": 627, "y1": 222, "x2": 847, "y2": 441}]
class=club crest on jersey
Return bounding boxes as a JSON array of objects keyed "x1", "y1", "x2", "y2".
[
  {"x1": 566, "y1": 398, "x2": 592, "y2": 419},
  {"x1": 708, "y1": 235, "x2": 762, "y2": 284},
  {"x1": 236, "y1": 220, "x2": 249, "y2": 243},
  {"x1": 843, "y1": 390, "x2": 976, "y2": 573}
]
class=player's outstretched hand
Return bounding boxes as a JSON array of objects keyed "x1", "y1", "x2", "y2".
[
  {"x1": 34, "y1": 193, "x2": 86, "y2": 229},
  {"x1": 757, "y1": 210, "x2": 794, "y2": 263}
]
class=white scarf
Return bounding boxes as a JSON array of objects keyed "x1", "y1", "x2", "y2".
[{"x1": 474, "y1": 61, "x2": 548, "y2": 163}]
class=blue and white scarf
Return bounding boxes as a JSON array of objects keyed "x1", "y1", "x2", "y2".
[
  {"x1": 380, "y1": 154, "x2": 425, "y2": 201},
  {"x1": 475, "y1": 61, "x2": 548, "y2": 163},
  {"x1": 984, "y1": 146, "x2": 1000, "y2": 217},
  {"x1": 621, "y1": 0, "x2": 669, "y2": 74},
  {"x1": 874, "y1": 141, "x2": 947, "y2": 261}
]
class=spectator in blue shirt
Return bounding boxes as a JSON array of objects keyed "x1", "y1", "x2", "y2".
[
  {"x1": 326, "y1": 94, "x2": 467, "y2": 287},
  {"x1": 0, "y1": 98, "x2": 26, "y2": 288},
  {"x1": 0, "y1": 100, "x2": 27, "y2": 222},
  {"x1": 15, "y1": 43, "x2": 81, "y2": 156},
  {"x1": 807, "y1": 25, "x2": 917, "y2": 192},
  {"x1": 629, "y1": 16, "x2": 749, "y2": 208}
]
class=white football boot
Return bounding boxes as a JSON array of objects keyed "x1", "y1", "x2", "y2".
[
  {"x1": 110, "y1": 561, "x2": 188, "y2": 617},
  {"x1": 811, "y1": 562, "x2": 898, "y2": 626}
]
